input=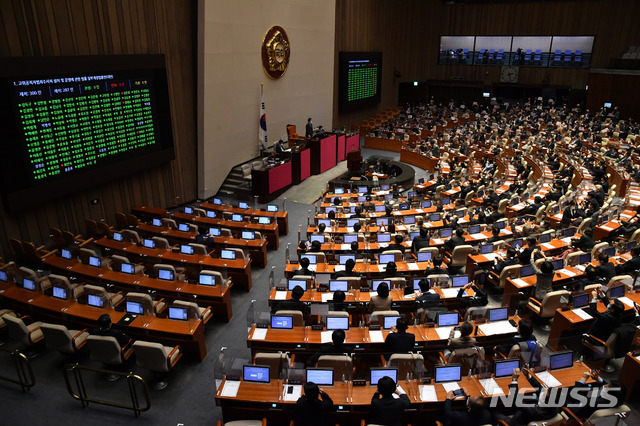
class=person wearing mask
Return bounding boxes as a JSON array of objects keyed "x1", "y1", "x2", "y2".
[
  {"x1": 367, "y1": 376, "x2": 410, "y2": 426},
  {"x1": 294, "y1": 382, "x2": 334, "y2": 426}
]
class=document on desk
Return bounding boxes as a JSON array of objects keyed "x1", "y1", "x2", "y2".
[
  {"x1": 321, "y1": 293, "x2": 333, "y2": 302},
  {"x1": 618, "y1": 296, "x2": 635, "y2": 308},
  {"x1": 435, "y1": 327, "x2": 460, "y2": 340},
  {"x1": 470, "y1": 233, "x2": 485, "y2": 240},
  {"x1": 558, "y1": 269, "x2": 576, "y2": 277},
  {"x1": 252, "y1": 328, "x2": 268, "y2": 340},
  {"x1": 320, "y1": 330, "x2": 333, "y2": 343},
  {"x1": 574, "y1": 264, "x2": 586, "y2": 272},
  {"x1": 541, "y1": 243, "x2": 555, "y2": 249},
  {"x1": 419, "y1": 385, "x2": 438, "y2": 402},
  {"x1": 536, "y1": 371, "x2": 562, "y2": 388},
  {"x1": 478, "y1": 321, "x2": 517, "y2": 336},
  {"x1": 282, "y1": 384, "x2": 302, "y2": 401},
  {"x1": 441, "y1": 382, "x2": 461, "y2": 393},
  {"x1": 368, "y1": 330, "x2": 384, "y2": 343},
  {"x1": 334, "y1": 265, "x2": 345, "y2": 272},
  {"x1": 441, "y1": 288, "x2": 461, "y2": 298},
  {"x1": 479, "y1": 378, "x2": 504, "y2": 395},
  {"x1": 341, "y1": 244, "x2": 351, "y2": 250},
  {"x1": 308, "y1": 265, "x2": 317, "y2": 272},
  {"x1": 407, "y1": 263, "x2": 420, "y2": 271},
  {"x1": 601, "y1": 225, "x2": 614, "y2": 231},
  {"x1": 220, "y1": 380, "x2": 240, "y2": 398},
  {"x1": 511, "y1": 278, "x2": 529, "y2": 288},
  {"x1": 572, "y1": 308, "x2": 593, "y2": 320},
  {"x1": 274, "y1": 291, "x2": 287, "y2": 300},
  {"x1": 482, "y1": 253, "x2": 499, "y2": 261},
  {"x1": 432, "y1": 238, "x2": 443, "y2": 245}
]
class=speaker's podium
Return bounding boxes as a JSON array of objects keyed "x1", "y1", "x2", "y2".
[{"x1": 347, "y1": 149, "x2": 362, "y2": 172}]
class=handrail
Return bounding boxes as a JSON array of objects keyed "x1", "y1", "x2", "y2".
[
  {"x1": 63, "y1": 363, "x2": 151, "y2": 417},
  {"x1": 0, "y1": 347, "x2": 36, "y2": 392}
]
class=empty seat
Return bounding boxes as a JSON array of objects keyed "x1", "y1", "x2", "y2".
[
  {"x1": 40, "y1": 323, "x2": 90, "y2": 355},
  {"x1": 84, "y1": 284, "x2": 124, "y2": 307},
  {"x1": 132, "y1": 340, "x2": 182, "y2": 390},
  {"x1": 170, "y1": 300, "x2": 213, "y2": 324},
  {"x1": 152, "y1": 236, "x2": 171, "y2": 250},
  {"x1": 125, "y1": 292, "x2": 166, "y2": 315},
  {"x1": 86, "y1": 335, "x2": 134, "y2": 376},
  {"x1": 4, "y1": 315, "x2": 44, "y2": 356}
]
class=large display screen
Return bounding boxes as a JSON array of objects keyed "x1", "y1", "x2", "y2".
[
  {"x1": 339, "y1": 52, "x2": 382, "y2": 112},
  {"x1": 0, "y1": 55, "x2": 175, "y2": 210}
]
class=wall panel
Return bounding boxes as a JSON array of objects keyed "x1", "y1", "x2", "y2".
[{"x1": 0, "y1": 0, "x2": 197, "y2": 260}]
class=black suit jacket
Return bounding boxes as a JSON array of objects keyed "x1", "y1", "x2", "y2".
[
  {"x1": 411, "y1": 235, "x2": 430, "y2": 253},
  {"x1": 416, "y1": 291, "x2": 441, "y2": 308},
  {"x1": 586, "y1": 298, "x2": 622, "y2": 341},
  {"x1": 494, "y1": 257, "x2": 520, "y2": 275},
  {"x1": 294, "y1": 392, "x2": 334, "y2": 426},
  {"x1": 616, "y1": 255, "x2": 640, "y2": 274},
  {"x1": 368, "y1": 394, "x2": 411, "y2": 426},
  {"x1": 445, "y1": 235, "x2": 466, "y2": 252},
  {"x1": 385, "y1": 331, "x2": 416, "y2": 354},
  {"x1": 305, "y1": 122, "x2": 313, "y2": 138},
  {"x1": 443, "y1": 398, "x2": 493, "y2": 426}
]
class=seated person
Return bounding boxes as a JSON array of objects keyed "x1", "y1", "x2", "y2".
[
  {"x1": 384, "y1": 317, "x2": 415, "y2": 354},
  {"x1": 568, "y1": 371, "x2": 627, "y2": 420},
  {"x1": 416, "y1": 278, "x2": 441, "y2": 308},
  {"x1": 296, "y1": 257, "x2": 315, "y2": 276},
  {"x1": 585, "y1": 252, "x2": 616, "y2": 282},
  {"x1": 492, "y1": 248, "x2": 520, "y2": 275},
  {"x1": 387, "y1": 233, "x2": 406, "y2": 252},
  {"x1": 447, "y1": 321, "x2": 476, "y2": 351},
  {"x1": 411, "y1": 227, "x2": 430, "y2": 253},
  {"x1": 295, "y1": 382, "x2": 334, "y2": 426},
  {"x1": 571, "y1": 226, "x2": 594, "y2": 253},
  {"x1": 332, "y1": 258, "x2": 358, "y2": 279},
  {"x1": 425, "y1": 255, "x2": 447, "y2": 276},
  {"x1": 367, "y1": 376, "x2": 410, "y2": 426},
  {"x1": 495, "y1": 368, "x2": 559, "y2": 426},
  {"x1": 92, "y1": 313, "x2": 131, "y2": 347},
  {"x1": 351, "y1": 205, "x2": 365, "y2": 219},
  {"x1": 456, "y1": 282, "x2": 488, "y2": 309},
  {"x1": 485, "y1": 226, "x2": 501, "y2": 244},
  {"x1": 616, "y1": 245, "x2": 640, "y2": 274},
  {"x1": 276, "y1": 285, "x2": 309, "y2": 317},
  {"x1": 443, "y1": 390, "x2": 493, "y2": 426},
  {"x1": 518, "y1": 236, "x2": 540, "y2": 265},
  {"x1": 531, "y1": 249, "x2": 554, "y2": 302},
  {"x1": 522, "y1": 196, "x2": 544, "y2": 216},
  {"x1": 444, "y1": 228, "x2": 466, "y2": 253},
  {"x1": 384, "y1": 261, "x2": 398, "y2": 276},
  {"x1": 494, "y1": 319, "x2": 536, "y2": 356},
  {"x1": 370, "y1": 282, "x2": 392, "y2": 313},
  {"x1": 317, "y1": 222, "x2": 326, "y2": 234},
  {"x1": 307, "y1": 329, "x2": 352, "y2": 366},
  {"x1": 329, "y1": 290, "x2": 347, "y2": 312},
  {"x1": 585, "y1": 288, "x2": 624, "y2": 342}
]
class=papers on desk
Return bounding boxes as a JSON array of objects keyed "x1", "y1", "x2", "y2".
[
  {"x1": 482, "y1": 253, "x2": 499, "y2": 261},
  {"x1": 441, "y1": 288, "x2": 461, "y2": 298},
  {"x1": 470, "y1": 233, "x2": 485, "y2": 240},
  {"x1": 558, "y1": 269, "x2": 577, "y2": 277},
  {"x1": 512, "y1": 278, "x2": 529, "y2": 288},
  {"x1": 308, "y1": 265, "x2": 317, "y2": 272},
  {"x1": 574, "y1": 264, "x2": 586, "y2": 272},
  {"x1": 618, "y1": 296, "x2": 635, "y2": 308},
  {"x1": 419, "y1": 385, "x2": 438, "y2": 402},
  {"x1": 368, "y1": 330, "x2": 384, "y2": 343},
  {"x1": 321, "y1": 293, "x2": 333, "y2": 302},
  {"x1": 379, "y1": 243, "x2": 389, "y2": 249},
  {"x1": 334, "y1": 265, "x2": 345, "y2": 272},
  {"x1": 479, "y1": 378, "x2": 504, "y2": 396},
  {"x1": 541, "y1": 242, "x2": 555, "y2": 249},
  {"x1": 478, "y1": 321, "x2": 517, "y2": 336},
  {"x1": 536, "y1": 371, "x2": 562, "y2": 388},
  {"x1": 600, "y1": 225, "x2": 614, "y2": 231},
  {"x1": 436, "y1": 327, "x2": 460, "y2": 339},
  {"x1": 500, "y1": 229, "x2": 509, "y2": 235},
  {"x1": 572, "y1": 308, "x2": 593, "y2": 320},
  {"x1": 274, "y1": 291, "x2": 287, "y2": 300},
  {"x1": 283, "y1": 384, "x2": 302, "y2": 401},
  {"x1": 561, "y1": 237, "x2": 572, "y2": 244},
  {"x1": 320, "y1": 330, "x2": 333, "y2": 344},
  {"x1": 370, "y1": 291, "x2": 378, "y2": 297},
  {"x1": 220, "y1": 380, "x2": 240, "y2": 397},
  {"x1": 252, "y1": 328, "x2": 268, "y2": 340},
  {"x1": 441, "y1": 382, "x2": 461, "y2": 393},
  {"x1": 341, "y1": 244, "x2": 351, "y2": 250},
  {"x1": 415, "y1": 209, "x2": 425, "y2": 214},
  {"x1": 432, "y1": 238, "x2": 443, "y2": 245},
  {"x1": 407, "y1": 263, "x2": 420, "y2": 271}
]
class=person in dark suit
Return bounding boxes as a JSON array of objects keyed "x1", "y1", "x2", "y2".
[
  {"x1": 571, "y1": 226, "x2": 594, "y2": 252},
  {"x1": 276, "y1": 285, "x2": 309, "y2": 317},
  {"x1": 443, "y1": 391, "x2": 493, "y2": 426},
  {"x1": 384, "y1": 317, "x2": 415, "y2": 354},
  {"x1": 568, "y1": 372, "x2": 627, "y2": 420},
  {"x1": 616, "y1": 245, "x2": 640, "y2": 274},
  {"x1": 485, "y1": 226, "x2": 501, "y2": 244},
  {"x1": 307, "y1": 329, "x2": 352, "y2": 366},
  {"x1": 416, "y1": 278, "x2": 441, "y2": 308},
  {"x1": 195, "y1": 226, "x2": 214, "y2": 252},
  {"x1": 492, "y1": 248, "x2": 520, "y2": 275},
  {"x1": 585, "y1": 289, "x2": 624, "y2": 342},
  {"x1": 495, "y1": 368, "x2": 559, "y2": 426},
  {"x1": 456, "y1": 282, "x2": 488, "y2": 309},
  {"x1": 305, "y1": 117, "x2": 313, "y2": 138},
  {"x1": 585, "y1": 253, "x2": 616, "y2": 282},
  {"x1": 522, "y1": 196, "x2": 544, "y2": 216},
  {"x1": 332, "y1": 258, "x2": 359, "y2": 279},
  {"x1": 560, "y1": 200, "x2": 585, "y2": 227},
  {"x1": 386, "y1": 233, "x2": 406, "y2": 252},
  {"x1": 296, "y1": 257, "x2": 315, "y2": 276},
  {"x1": 518, "y1": 236, "x2": 540, "y2": 265},
  {"x1": 444, "y1": 228, "x2": 466, "y2": 252},
  {"x1": 294, "y1": 382, "x2": 334, "y2": 426},
  {"x1": 425, "y1": 256, "x2": 447, "y2": 276},
  {"x1": 367, "y1": 376, "x2": 410, "y2": 426},
  {"x1": 92, "y1": 313, "x2": 131, "y2": 347}
]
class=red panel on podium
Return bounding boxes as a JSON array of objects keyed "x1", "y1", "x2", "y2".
[
  {"x1": 337, "y1": 135, "x2": 346, "y2": 162},
  {"x1": 268, "y1": 162, "x2": 292, "y2": 193},
  {"x1": 320, "y1": 135, "x2": 337, "y2": 173},
  {"x1": 346, "y1": 135, "x2": 359, "y2": 153},
  {"x1": 300, "y1": 148, "x2": 311, "y2": 181}
]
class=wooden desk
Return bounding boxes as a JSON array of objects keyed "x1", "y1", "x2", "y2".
[
  {"x1": 252, "y1": 161, "x2": 293, "y2": 199},
  {"x1": 172, "y1": 211, "x2": 280, "y2": 250},
  {"x1": 618, "y1": 353, "x2": 640, "y2": 401},
  {"x1": 131, "y1": 205, "x2": 170, "y2": 222},
  {"x1": 364, "y1": 136, "x2": 405, "y2": 153},
  {"x1": 133, "y1": 222, "x2": 268, "y2": 268},
  {"x1": 284, "y1": 260, "x2": 435, "y2": 279},
  {"x1": 0, "y1": 284, "x2": 207, "y2": 361},
  {"x1": 503, "y1": 265, "x2": 583, "y2": 305},
  {"x1": 42, "y1": 254, "x2": 234, "y2": 321},
  {"x1": 400, "y1": 148, "x2": 439, "y2": 172},
  {"x1": 200, "y1": 201, "x2": 289, "y2": 236}
]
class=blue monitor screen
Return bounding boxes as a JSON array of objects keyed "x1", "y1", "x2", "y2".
[
  {"x1": 143, "y1": 239, "x2": 155, "y2": 249},
  {"x1": 317, "y1": 219, "x2": 331, "y2": 228},
  {"x1": 417, "y1": 251, "x2": 432, "y2": 262},
  {"x1": 451, "y1": 275, "x2": 469, "y2": 287},
  {"x1": 152, "y1": 218, "x2": 162, "y2": 227},
  {"x1": 87, "y1": 293, "x2": 104, "y2": 308},
  {"x1": 207, "y1": 211, "x2": 216, "y2": 218},
  {"x1": 441, "y1": 198, "x2": 450, "y2": 206},
  {"x1": 539, "y1": 233, "x2": 551, "y2": 244},
  {"x1": 572, "y1": 293, "x2": 589, "y2": 309},
  {"x1": 404, "y1": 216, "x2": 416, "y2": 225},
  {"x1": 178, "y1": 223, "x2": 189, "y2": 232},
  {"x1": 489, "y1": 307, "x2": 509, "y2": 322},
  {"x1": 399, "y1": 203, "x2": 409, "y2": 210},
  {"x1": 480, "y1": 244, "x2": 493, "y2": 254},
  {"x1": 22, "y1": 278, "x2": 36, "y2": 291},
  {"x1": 408, "y1": 191, "x2": 417, "y2": 198},
  {"x1": 184, "y1": 206, "x2": 193, "y2": 214},
  {"x1": 409, "y1": 231, "x2": 420, "y2": 241},
  {"x1": 242, "y1": 230, "x2": 256, "y2": 240},
  {"x1": 372, "y1": 280, "x2": 389, "y2": 292},
  {"x1": 213, "y1": 197, "x2": 222, "y2": 205},
  {"x1": 180, "y1": 245, "x2": 194, "y2": 255},
  {"x1": 375, "y1": 204, "x2": 386, "y2": 212},
  {"x1": 358, "y1": 186, "x2": 368, "y2": 193},
  {"x1": 325, "y1": 206, "x2": 337, "y2": 214},
  {"x1": 384, "y1": 194, "x2": 393, "y2": 200},
  {"x1": 113, "y1": 232, "x2": 123, "y2": 241},
  {"x1": 379, "y1": 254, "x2": 395, "y2": 265},
  {"x1": 495, "y1": 359, "x2": 520, "y2": 378},
  {"x1": 551, "y1": 259, "x2": 564, "y2": 270},
  {"x1": 334, "y1": 187, "x2": 344, "y2": 194},
  {"x1": 239, "y1": 202, "x2": 249, "y2": 209},
  {"x1": 168, "y1": 306, "x2": 189, "y2": 321},
  {"x1": 550, "y1": 351, "x2": 573, "y2": 370},
  {"x1": 370, "y1": 368, "x2": 397, "y2": 385},
  {"x1": 271, "y1": 315, "x2": 293, "y2": 329},
  {"x1": 422, "y1": 200, "x2": 432, "y2": 208},
  {"x1": 199, "y1": 274, "x2": 216, "y2": 286},
  {"x1": 347, "y1": 218, "x2": 360, "y2": 227},
  {"x1": 376, "y1": 218, "x2": 389, "y2": 226},
  {"x1": 267, "y1": 204, "x2": 278, "y2": 212},
  {"x1": 288, "y1": 279, "x2": 307, "y2": 291},
  {"x1": 358, "y1": 196, "x2": 366, "y2": 202},
  {"x1": 209, "y1": 227, "x2": 221, "y2": 236},
  {"x1": 158, "y1": 269, "x2": 174, "y2": 281},
  {"x1": 344, "y1": 234, "x2": 358, "y2": 244},
  {"x1": 52, "y1": 286, "x2": 67, "y2": 300},
  {"x1": 307, "y1": 368, "x2": 334, "y2": 386},
  {"x1": 383, "y1": 315, "x2": 401, "y2": 329},
  {"x1": 301, "y1": 254, "x2": 317, "y2": 264},
  {"x1": 510, "y1": 239, "x2": 523, "y2": 249},
  {"x1": 121, "y1": 263, "x2": 135, "y2": 274},
  {"x1": 429, "y1": 213, "x2": 441, "y2": 222},
  {"x1": 437, "y1": 312, "x2": 458, "y2": 327},
  {"x1": 339, "y1": 254, "x2": 356, "y2": 265},
  {"x1": 439, "y1": 228, "x2": 453, "y2": 238},
  {"x1": 326, "y1": 317, "x2": 349, "y2": 331},
  {"x1": 496, "y1": 221, "x2": 506, "y2": 229},
  {"x1": 221, "y1": 249, "x2": 236, "y2": 260},
  {"x1": 231, "y1": 214, "x2": 243, "y2": 222},
  {"x1": 309, "y1": 234, "x2": 325, "y2": 244},
  {"x1": 603, "y1": 246, "x2": 615, "y2": 257},
  {"x1": 435, "y1": 365, "x2": 461, "y2": 383},
  {"x1": 329, "y1": 280, "x2": 349, "y2": 292},
  {"x1": 469, "y1": 225, "x2": 481, "y2": 234},
  {"x1": 520, "y1": 265, "x2": 533, "y2": 277},
  {"x1": 579, "y1": 253, "x2": 592, "y2": 264},
  {"x1": 243, "y1": 365, "x2": 270, "y2": 383},
  {"x1": 126, "y1": 300, "x2": 144, "y2": 315},
  {"x1": 381, "y1": 184, "x2": 390, "y2": 191},
  {"x1": 88, "y1": 256, "x2": 100, "y2": 267},
  {"x1": 61, "y1": 248, "x2": 72, "y2": 260},
  {"x1": 377, "y1": 233, "x2": 391, "y2": 243},
  {"x1": 609, "y1": 285, "x2": 625, "y2": 299}
]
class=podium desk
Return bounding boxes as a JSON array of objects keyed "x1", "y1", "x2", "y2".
[{"x1": 252, "y1": 161, "x2": 293, "y2": 199}]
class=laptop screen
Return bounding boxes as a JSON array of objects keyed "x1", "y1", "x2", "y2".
[
  {"x1": 213, "y1": 197, "x2": 222, "y2": 205},
  {"x1": 221, "y1": 249, "x2": 236, "y2": 260},
  {"x1": 409, "y1": 232, "x2": 420, "y2": 241},
  {"x1": 372, "y1": 280, "x2": 389, "y2": 292},
  {"x1": 429, "y1": 213, "x2": 441, "y2": 222},
  {"x1": 168, "y1": 306, "x2": 189, "y2": 321},
  {"x1": 480, "y1": 244, "x2": 494, "y2": 254},
  {"x1": 441, "y1": 198, "x2": 450, "y2": 206},
  {"x1": 609, "y1": 284, "x2": 625, "y2": 299},
  {"x1": 382, "y1": 184, "x2": 391, "y2": 190},
  {"x1": 329, "y1": 280, "x2": 348, "y2": 292},
  {"x1": 344, "y1": 234, "x2": 358, "y2": 244},
  {"x1": 539, "y1": 233, "x2": 551, "y2": 244},
  {"x1": 379, "y1": 254, "x2": 395, "y2": 265},
  {"x1": 306, "y1": 368, "x2": 334, "y2": 386},
  {"x1": 377, "y1": 233, "x2": 391, "y2": 243},
  {"x1": 113, "y1": 232, "x2": 123, "y2": 242},
  {"x1": 572, "y1": 293, "x2": 589, "y2": 309},
  {"x1": 417, "y1": 251, "x2": 432, "y2": 262},
  {"x1": 158, "y1": 269, "x2": 174, "y2": 281},
  {"x1": 243, "y1": 365, "x2": 270, "y2": 383},
  {"x1": 437, "y1": 312, "x2": 459, "y2": 327},
  {"x1": 603, "y1": 246, "x2": 616, "y2": 257},
  {"x1": 271, "y1": 315, "x2": 294, "y2": 329},
  {"x1": 376, "y1": 218, "x2": 389, "y2": 227},
  {"x1": 288, "y1": 279, "x2": 307, "y2": 291},
  {"x1": 383, "y1": 315, "x2": 401, "y2": 329},
  {"x1": 180, "y1": 245, "x2": 194, "y2": 255},
  {"x1": 231, "y1": 214, "x2": 243, "y2": 222},
  {"x1": 209, "y1": 227, "x2": 221, "y2": 236},
  {"x1": 496, "y1": 221, "x2": 506, "y2": 230},
  {"x1": 564, "y1": 227, "x2": 577, "y2": 237},
  {"x1": 126, "y1": 300, "x2": 144, "y2": 315},
  {"x1": 408, "y1": 191, "x2": 417, "y2": 198},
  {"x1": 242, "y1": 230, "x2": 256, "y2": 240},
  {"x1": 326, "y1": 317, "x2": 349, "y2": 331},
  {"x1": 495, "y1": 359, "x2": 520, "y2": 378},
  {"x1": 510, "y1": 238, "x2": 523, "y2": 249},
  {"x1": 143, "y1": 239, "x2": 155, "y2": 249},
  {"x1": 579, "y1": 253, "x2": 592, "y2": 264},
  {"x1": 370, "y1": 368, "x2": 397, "y2": 385},
  {"x1": 207, "y1": 210, "x2": 217, "y2": 218},
  {"x1": 339, "y1": 254, "x2": 356, "y2": 265},
  {"x1": 551, "y1": 259, "x2": 564, "y2": 271},
  {"x1": 199, "y1": 274, "x2": 216, "y2": 286},
  {"x1": 152, "y1": 218, "x2": 162, "y2": 227},
  {"x1": 550, "y1": 351, "x2": 573, "y2": 370},
  {"x1": 469, "y1": 225, "x2": 481, "y2": 234},
  {"x1": 61, "y1": 248, "x2": 72, "y2": 260},
  {"x1": 451, "y1": 275, "x2": 469, "y2": 288},
  {"x1": 440, "y1": 228, "x2": 453, "y2": 238},
  {"x1": 52, "y1": 286, "x2": 67, "y2": 300},
  {"x1": 267, "y1": 204, "x2": 278, "y2": 212},
  {"x1": 301, "y1": 254, "x2": 317, "y2": 264},
  {"x1": 358, "y1": 196, "x2": 367, "y2": 202},
  {"x1": 375, "y1": 204, "x2": 386, "y2": 212},
  {"x1": 22, "y1": 278, "x2": 36, "y2": 291},
  {"x1": 435, "y1": 365, "x2": 462, "y2": 383},
  {"x1": 87, "y1": 293, "x2": 104, "y2": 308},
  {"x1": 178, "y1": 223, "x2": 190, "y2": 232},
  {"x1": 489, "y1": 307, "x2": 509, "y2": 322},
  {"x1": 121, "y1": 263, "x2": 135, "y2": 275},
  {"x1": 422, "y1": 200, "x2": 432, "y2": 208},
  {"x1": 520, "y1": 265, "x2": 533, "y2": 277},
  {"x1": 404, "y1": 216, "x2": 416, "y2": 225},
  {"x1": 334, "y1": 187, "x2": 344, "y2": 194},
  {"x1": 239, "y1": 202, "x2": 249, "y2": 209}
]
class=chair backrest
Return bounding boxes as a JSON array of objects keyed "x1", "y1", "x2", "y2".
[
  {"x1": 382, "y1": 249, "x2": 403, "y2": 263},
  {"x1": 387, "y1": 353, "x2": 424, "y2": 379},
  {"x1": 48, "y1": 274, "x2": 81, "y2": 299},
  {"x1": 448, "y1": 346, "x2": 486, "y2": 375},
  {"x1": 426, "y1": 274, "x2": 449, "y2": 287},
  {"x1": 370, "y1": 310, "x2": 400, "y2": 325},
  {"x1": 200, "y1": 270, "x2": 224, "y2": 285},
  {"x1": 591, "y1": 242, "x2": 611, "y2": 258},
  {"x1": 306, "y1": 251, "x2": 326, "y2": 263},
  {"x1": 115, "y1": 212, "x2": 128, "y2": 229},
  {"x1": 450, "y1": 245, "x2": 473, "y2": 267},
  {"x1": 193, "y1": 208, "x2": 206, "y2": 217},
  {"x1": 337, "y1": 276, "x2": 362, "y2": 289},
  {"x1": 152, "y1": 236, "x2": 171, "y2": 250},
  {"x1": 41, "y1": 323, "x2": 76, "y2": 354},
  {"x1": 122, "y1": 229, "x2": 141, "y2": 244},
  {"x1": 4, "y1": 315, "x2": 32, "y2": 346},
  {"x1": 508, "y1": 340, "x2": 542, "y2": 366},
  {"x1": 125, "y1": 292, "x2": 155, "y2": 315},
  {"x1": 318, "y1": 354, "x2": 353, "y2": 381},
  {"x1": 170, "y1": 300, "x2": 202, "y2": 319},
  {"x1": 189, "y1": 243, "x2": 208, "y2": 255},
  {"x1": 241, "y1": 164, "x2": 252, "y2": 178},
  {"x1": 86, "y1": 335, "x2": 124, "y2": 365},
  {"x1": 227, "y1": 248, "x2": 246, "y2": 262},
  {"x1": 564, "y1": 250, "x2": 585, "y2": 267},
  {"x1": 133, "y1": 340, "x2": 172, "y2": 372},
  {"x1": 275, "y1": 310, "x2": 304, "y2": 327},
  {"x1": 154, "y1": 264, "x2": 177, "y2": 280},
  {"x1": 161, "y1": 218, "x2": 177, "y2": 229},
  {"x1": 607, "y1": 275, "x2": 633, "y2": 289},
  {"x1": 83, "y1": 284, "x2": 109, "y2": 299},
  {"x1": 588, "y1": 404, "x2": 630, "y2": 421},
  {"x1": 498, "y1": 198, "x2": 509, "y2": 214},
  {"x1": 464, "y1": 307, "x2": 487, "y2": 322},
  {"x1": 221, "y1": 228, "x2": 233, "y2": 237},
  {"x1": 499, "y1": 264, "x2": 521, "y2": 289},
  {"x1": 539, "y1": 290, "x2": 571, "y2": 317},
  {"x1": 387, "y1": 277, "x2": 406, "y2": 289},
  {"x1": 254, "y1": 352, "x2": 290, "y2": 379}
]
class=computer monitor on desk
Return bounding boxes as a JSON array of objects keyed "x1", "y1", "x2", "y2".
[
  {"x1": 271, "y1": 315, "x2": 294, "y2": 329},
  {"x1": 288, "y1": 278, "x2": 307, "y2": 291},
  {"x1": 52, "y1": 286, "x2": 67, "y2": 300},
  {"x1": 126, "y1": 300, "x2": 144, "y2": 315},
  {"x1": 180, "y1": 245, "x2": 194, "y2": 255},
  {"x1": 495, "y1": 359, "x2": 520, "y2": 378},
  {"x1": 168, "y1": 306, "x2": 189, "y2": 321},
  {"x1": 307, "y1": 368, "x2": 334, "y2": 386},
  {"x1": 300, "y1": 254, "x2": 317, "y2": 264},
  {"x1": 88, "y1": 256, "x2": 101, "y2": 267},
  {"x1": 572, "y1": 293, "x2": 589, "y2": 309},
  {"x1": 379, "y1": 254, "x2": 395, "y2": 264},
  {"x1": 344, "y1": 234, "x2": 358, "y2": 244},
  {"x1": 113, "y1": 232, "x2": 123, "y2": 242},
  {"x1": 370, "y1": 368, "x2": 397, "y2": 385},
  {"x1": 143, "y1": 239, "x2": 155, "y2": 249},
  {"x1": 243, "y1": 365, "x2": 270, "y2": 383},
  {"x1": 451, "y1": 275, "x2": 469, "y2": 288},
  {"x1": 371, "y1": 280, "x2": 389, "y2": 292},
  {"x1": 121, "y1": 263, "x2": 135, "y2": 275},
  {"x1": 87, "y1": 293, "x2": 104, "y2": 308},
  {"x1": 326, "y1": 317, "x2": 349, "y2": 331},
  {"x1": 437, "y1": 312, "x2": 459, "y2": 327},
  {"x1": 199, "y1": 273, "x2": 216, "y2": 286},
  {"x1": 267, "y1": 204, "x2": 278, "y2": 212},
  {"x1": 242, "y1": 230, "x2": 256, "y2": 240},
  {"x1": 157, "y1": 268, "x2": 175, "y2": 281},
  {"x1": 22, "y1": 278, "x2": 36, "y2": 291},
  {"x1": 488, "y1": 307, "x2": 509, "y2": 322},
  {"x1": 152, "y1": 218, "x2": 162, "y2": 227},
  {"x1": 435, "y1": 365, "x2": 462, "y2": 383},
  {"x1": 209, "y1": 227, "x2": 221, "y2": 236},
  {"x1": 378, "y1": 233, "x2": 391, "y2": 243},
  {"x1": 383, "y1": 315, "x2": 401, "y2": 329},
  {"x1": 329, "y1": 280, "x2": 348, "y2": 292},
  {"x1": 549, "y1": 351, "x2": 573, "y2": 370},
  {"x1": 339, "y1": 254, "x2": 356, "y2": 265},
  {"x1": 417, "y1": 251, "x2": 432, "y2": 262},
  {"x1": 178, "y1": 223, "x2": 190, "y2": 232}
]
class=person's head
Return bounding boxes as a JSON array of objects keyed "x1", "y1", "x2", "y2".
[
  {"x1": 308, "y1": 117, "x2": 312, "y2": 123},
  {"x1": 455, "y1": 228, "x2": 464, "y2": 238},
  {"x1": 353, "y1": 222, "x2": 362, "y2": 232},
  {"x1": 292, "y1": 285, "x2": 305, "y2": 301},
  {"x1": 468, "y1": 395, "x2": 486, "y2": 413},
  {"x1": 318, "y1": 223, "x2": 326, "y2": 233},
  {"x1": 460, "y1": 321, "x2": 473, "y2": 337},
  {"x1": 345, "y1": 258, "x2": 356, "y2": 271},
  {"x1": 198, "y1": 226, "x2": 207, "y2": 235},
  {"x1": 300, "y1": 257, "x2": 310, "y2": 269},
  {"x1": 632, "y1": 246, "x2": 640, "y2": 257},
  {"x1": 540, "y1": 260, "x2": 554, "y2": 274},
  {"x1": 534, "y1": 196, "x2": 542, "y2": 204},
  {"x1": 350, "y1": 241, "x2": 359, "y2": 252},
  {"x1": 311, "y1": 240, "x2": 322, "y2": 252},
  {"x1": 492, "y1": 226, "x2": 500, "y2": 236},
  {"x1": 304, "y1": 382, "x2": 320, "y2": 400},
  {"x1": 332, "y1": 329, "x2": 346, "y2": 345},
  {"x1": 377, "y1": 282, "x2": 390, "y2": 298},
  {"x1": 385, "y1": 205, "x2": 393, "y2": 215},
  {"x1": 598, "y1": 252, "x2": 609, "y2": 264},
  {"x1": 433, "y1": 256, "x2": 443, "y2": 268},
  {"x1": 355, "y1": 205, "x2": 362, "y2": 215},
  {"x1": 333, "y1": 290, "x2": 346, "y2": 304},
  {"x1": 517, "y1": 319, "x2": 534, "y2": 338},
  {"x1": 396, "y1": 316, "x2": 409, "y2": 332},
  {"x1": 386, "y1": 261, "x2": 397, "y2": 275},
  {"x1": 506, "y1": 247, "x2": 517, "y2": 258},
  {"x1": 394, "y1": 234, "x2": 404, "y2": 245},
  {"x1": 376, "y1": 376, "x2": 396, "y2": 397},
  {"x1": 328, "y1": 210, "x2": 336, "y2": 220},
  {"x1": 526, "y1": 236, "x2": 537, "y2": 247},
  {"x1": 333, "y1": 196, "x2": 342, "y2": 206},
  {"x1": 98, "y1": 314, "x2": 113, "y2": 330},
  {"x1": 609, "y1": 299, "x2": 625, "y2": 317}
]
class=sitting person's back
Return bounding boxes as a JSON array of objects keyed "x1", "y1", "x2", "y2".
[
  {"x1": 370, "y1": 282, "x2": 392, "y2": 312},
  {"x1": 447, "y1": 321, "x2": 476, "y2": 350},
  {"x1": 368, "y1": 376, "x2": 410, "y2": 426},
  {"x1": 295, "y1": 382, "x2": 334, "y2": 426},
  {"x1": 92, "y1": 313, "x2": 130, "y2": 347}
]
